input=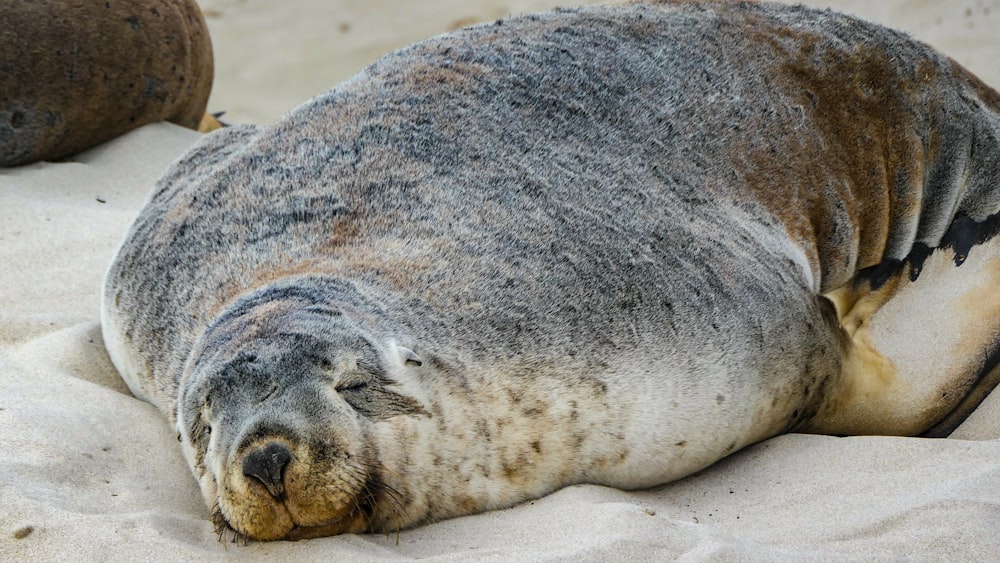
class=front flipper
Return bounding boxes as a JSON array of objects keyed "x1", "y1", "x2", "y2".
[{"x1": 807, "y1": 240, "x2": 1000, "y2": 436}]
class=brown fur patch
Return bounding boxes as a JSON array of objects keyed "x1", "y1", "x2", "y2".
[{"x1": 737, "y1": 17, "x2": 935, "y2": 290}]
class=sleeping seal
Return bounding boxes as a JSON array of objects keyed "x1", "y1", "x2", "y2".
[
  {"x1": 102, "y1": 0, "x2": 1000, "y2": 541},
  {"x1": 0, "y1": 0, "x2": 214, "y2": 166}
]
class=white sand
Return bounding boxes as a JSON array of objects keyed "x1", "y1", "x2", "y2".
[{"x1": 2, "y1": 1, "x2": 999, "y2": 559}]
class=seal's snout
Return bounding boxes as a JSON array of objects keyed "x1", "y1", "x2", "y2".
[{"x1": 242, "y1": 442, "x2": 291, "y2": 501}]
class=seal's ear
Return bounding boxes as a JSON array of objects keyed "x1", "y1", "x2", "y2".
[{"x1": 394, "y1": 343, "x2": 423, "y2": 367}]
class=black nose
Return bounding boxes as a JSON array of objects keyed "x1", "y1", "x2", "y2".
[{"x1": 242, "y1": 442, "x2": 291, "y2": 501}]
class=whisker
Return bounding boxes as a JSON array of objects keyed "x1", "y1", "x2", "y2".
[
  {"x1": 339, "y1": 458, "x2": 410, "y2": 534},
  {"x1": 361, "y1": 477, "x2": 408, "y2": 533},
  {"x1": 210, "y1": 500, "x2": 252, "y2": 545}
]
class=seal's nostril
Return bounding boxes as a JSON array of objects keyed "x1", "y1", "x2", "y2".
[{"x1": 242, "y1": 442, "x2": 291, "y2": 501}]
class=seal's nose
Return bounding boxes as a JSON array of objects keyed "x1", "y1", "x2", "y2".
[{"x1": 242, "y1": 442, "x2": 291, "y2": 501}]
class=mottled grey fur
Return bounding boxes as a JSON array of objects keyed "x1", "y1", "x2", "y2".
[{"x1": 103, "y1": 0, "x2": 1000, "y2": 540}]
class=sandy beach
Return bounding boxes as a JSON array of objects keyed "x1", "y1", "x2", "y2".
[{"x1": 2, "y1": 1, "x2": 1000, "y2": 560}]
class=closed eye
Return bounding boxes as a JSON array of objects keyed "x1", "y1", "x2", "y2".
[
  {"x1": 335, "y1": 379, "x2": 370, "y2": 414},
  {"x1": 190, "y1": 417, "x2": 212, "y2": 444},
  {"x1": 258, "y1": 383, "x2": 278, "y2": 404},
  {"x1": 336, "y1": 380, "x2": 367, "y2": 392}
]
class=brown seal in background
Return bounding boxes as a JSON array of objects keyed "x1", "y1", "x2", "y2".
[{"x1": 0, "y1": 0, "x2": 214, "y2": 166}]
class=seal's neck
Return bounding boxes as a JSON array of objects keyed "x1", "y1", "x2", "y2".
[{"x1": 364, "y1": 353, "x2": 647, "y2": 530}]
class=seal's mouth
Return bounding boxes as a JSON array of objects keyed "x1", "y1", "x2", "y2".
[
  {"x1": 209, "y1": 477, "x2": 381, "y2": 542},
  {"x1": 210, "y1": 503, "x2": 369, "y2": 543},
  {"x1": 281, "y1": 509, "x2": 370, "y2": 540}
]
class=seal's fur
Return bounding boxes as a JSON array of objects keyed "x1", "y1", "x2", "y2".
[
  {"x1": 0, "y1": 0, "x2": 213, "y2": 166},
  {"x1": 103, "y1": 1, "x2": 1000, "y2": 540}
]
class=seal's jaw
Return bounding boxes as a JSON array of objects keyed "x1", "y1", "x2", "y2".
[
  {"x1": 178, "y1": 401, "x2": 384, "y2": 540},
  {"x1": 214, "y1": 440, "x2": 377, "y2": 541},
  {"x1": 280, "y1": 511, "x2": 370, "y2": 541}
]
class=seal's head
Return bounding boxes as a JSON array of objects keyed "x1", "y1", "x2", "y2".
[{"x1": 175, "y1": 291, "x2": 427, "y2": 540}]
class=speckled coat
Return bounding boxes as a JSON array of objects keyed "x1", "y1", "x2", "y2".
[{"x1": 103, "y1": 0, "x2": 1000, "y2": 540}]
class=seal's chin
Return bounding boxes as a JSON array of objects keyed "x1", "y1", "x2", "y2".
[
  {"x1": 212, "y1": 498, "x2": 371, "y2": 542},
  {"x1": 281, "y1": 510, "x2": 370, "y2": 540}
]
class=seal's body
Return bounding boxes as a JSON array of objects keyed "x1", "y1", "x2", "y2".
[
  {"x1": 0, "y1": 0, "x2": 213, "y2": 166},
  {"x1": 103, "y1": 1, "x2": 1000, "y2": 541}
]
